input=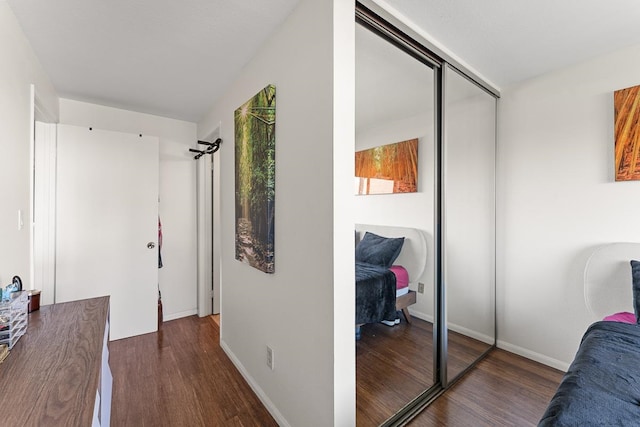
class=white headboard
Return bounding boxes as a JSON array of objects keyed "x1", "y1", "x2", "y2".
[
  {"x1": 355, "y1": 224, "x2": 428, "y2": 283},
  {"x1": 584, "y1": 242, "x2": 640, "y2": 319}
]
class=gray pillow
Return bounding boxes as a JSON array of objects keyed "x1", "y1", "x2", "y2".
[
  {"x1": 355, "y1": 232, "x2": 404, "y2": 268},
  {"x1": 631, "y1": 260, "x2": 640, "y2": 323}
]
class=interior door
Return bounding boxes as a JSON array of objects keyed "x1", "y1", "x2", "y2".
[{"x1": 56, "y1": 124, "x2": 159, "y2": 340}]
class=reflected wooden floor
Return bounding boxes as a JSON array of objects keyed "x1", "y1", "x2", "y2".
[
  {"x1": 356, "y1": 317, "x2": 491, "y2": 426},
  {"x1": 356, "y1": 318, "x2": 435, "y2": 426},
  {"x1": 409, "y1": 349, "x2": 564, "y2": 426},
  {"x1": 356, "y1": 317, "x2": 562, "y2": 426},
  {"x1": 109, "y1": 315, "x2": 277, "y2": 426},
  {"x1": 446, "y1": 327, "x2": 495, "y2": 382}
]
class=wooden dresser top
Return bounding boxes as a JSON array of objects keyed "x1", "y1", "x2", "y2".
[{"x1": 0, "y1": 296, "x2": 109, "y2": 426}]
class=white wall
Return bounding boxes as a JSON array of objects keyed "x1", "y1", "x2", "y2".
[
  {"x1": 0, "y1": 4, "x2": 58, "y2": 288},
  {"x1": 354, "y1": 114, "x2": 435, "y2": 319},
  {"x1": 59, "y1": 99, "x2": 198, "y2": 321},
  {"x1": 498, "y1": 43, "x2": 640, "y2": 370},
  {"x1": 197, "y1": 0, "x2": 354, "y2": 425}
]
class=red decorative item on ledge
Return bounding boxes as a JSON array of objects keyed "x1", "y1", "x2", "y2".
[{"x1": 27, "y1": 290, "x2": 41, "y2": 313}]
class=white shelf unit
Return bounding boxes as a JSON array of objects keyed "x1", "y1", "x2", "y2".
[{"x1": 0, "y1": 291, "x2": 28, "y2": 349}]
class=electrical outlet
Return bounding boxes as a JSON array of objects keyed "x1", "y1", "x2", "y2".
[
  {"x1": 418, "y1": 282, "x2": 425, "y2": 294},
  {"x1": 267, "y1": 346, "x2": 274, "y2": 370}
]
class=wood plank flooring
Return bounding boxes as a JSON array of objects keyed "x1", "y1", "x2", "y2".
[
  {"x1": 109, "y1": 315, "x2": 277, "y2": 426},
  {"x1": 109, "y1": 314, "x2": 563, "y2": 426},
  {"x1": 356, "y1": 317, "x2": 496, "y2": 426},
  {"x1": 409, "y1": 349, "x2": 564, "y2": 426},
  {"x1": 356, "y1": 319, "x2": 435, "y2": 426}
]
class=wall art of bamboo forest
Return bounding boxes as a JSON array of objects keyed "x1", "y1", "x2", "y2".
[
  {"x1": 355, "y1": 138, "x2": 418, "y2": 195},
  {"x1": 614, "y1": 84, "x2": 640, "y2": 181},
  {"x1": 235, "y1": 84, "x2": 276, "y2": 273}
]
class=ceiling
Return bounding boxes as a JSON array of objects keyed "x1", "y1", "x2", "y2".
[
  {"x1": 8, "y1": 0, "x2": 640, "y2": 123},
  {"x1": 379, "y1": 0, "x2": 640, "y2": 89},
  {"x1": 7, "y1": 0, "x2": 301, "y2": 122}
]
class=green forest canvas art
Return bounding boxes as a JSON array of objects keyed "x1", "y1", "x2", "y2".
[{"x1": 234, "y1": 85, "x2": 276, "y2": 273}]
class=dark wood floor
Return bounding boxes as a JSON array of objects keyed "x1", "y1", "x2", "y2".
[
  {"x1": 356, "y1": 318, "x2": 496, "y2": 426},
  {"x1": 109, "y1": 315, "x2": 277, "y2": 426},
  {"x1": 409, "y1": 349, "x2": 564, "y2": 426},
  {"x1": 110, "y1": 315, "x2": 563, "y2": 426},
  {"x1": 356, "y1": 319, "x2": 435, "y2": 426}
]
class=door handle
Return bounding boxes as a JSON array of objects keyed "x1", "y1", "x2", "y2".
[{"x1": 147, "y1": 242, "x2": 155, "y2": 249}]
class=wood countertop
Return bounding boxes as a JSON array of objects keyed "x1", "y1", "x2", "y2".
[{"x1": 0, "y1": 296, "x2": 109, "y2": 426}]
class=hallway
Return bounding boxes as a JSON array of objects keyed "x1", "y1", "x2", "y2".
[{"x1": 109, "y1": 315, "x2": 277, "y2": 426}]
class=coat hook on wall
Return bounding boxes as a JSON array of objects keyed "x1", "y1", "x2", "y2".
[{"x1": 189, "y1": 138, "x2": 222, "y2": 160}]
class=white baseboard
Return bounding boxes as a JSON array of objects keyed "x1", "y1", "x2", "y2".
[
  {"x1": 407, "y1": 308, "x2": 433, "y2": 323},
  {"x1": 220, "y1": 340, "x2": 291, "y2": 427},
  {"x1": 409, "y1": 309, "x2": 568, "y2": 371},
  {"x1": 447, "y1": 322, "x2": 495, "y2": 345},
  {"x1": 407, "y1": 310, "x2": 493, "y2": 344},
  {"x1": 497, "y1": 340, "x2": 569, "y2": 372},
  {"x1": 162, "y1": 308, "x2": 197, "y2": 322}
]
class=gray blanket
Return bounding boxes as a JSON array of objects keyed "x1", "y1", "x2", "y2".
[
  {"x1": 355, "y1": 261, "x2": 397, "y2": 324},
  {"x1": 539, "y1": 321, "x2": 640, "y2": 426}
]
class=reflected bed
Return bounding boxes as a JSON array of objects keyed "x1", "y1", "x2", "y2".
[{"x1": 355, "y1": 224, "x2": 427, "y2": 335}]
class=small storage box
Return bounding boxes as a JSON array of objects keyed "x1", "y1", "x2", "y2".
[{"x1": 0, "y1": 291, "x2": 28, "y2": 349}]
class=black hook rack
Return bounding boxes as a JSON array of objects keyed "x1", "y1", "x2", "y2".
[{"x1": 190, "y1": 138, "x2": 222, "y2": 160}]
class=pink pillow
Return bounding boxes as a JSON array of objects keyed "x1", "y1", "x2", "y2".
[
  {"x1": 389, "y1": 265, "x2": 409, "y2": 289},
  {"x1": 603, "y1": 311, "x2": 636, "y2": 324}
]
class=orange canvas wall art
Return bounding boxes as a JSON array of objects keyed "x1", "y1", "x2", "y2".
[
  {"x1": 355, "y1": 138, "x2": 418, "y2": 195},
  {"x1": 615, "y1": 84, "x2": 640, "y2": 181}
]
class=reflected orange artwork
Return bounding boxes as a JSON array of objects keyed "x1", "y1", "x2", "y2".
[{"x1": 355, "y1": 138, "x2": 418, "y2": 195}]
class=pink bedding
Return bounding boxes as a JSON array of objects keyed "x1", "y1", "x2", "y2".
[
  {"x1": 603, "y1": 311, "x2": 636, "y2": 324},
  {"x1": 389, "y1": 265, "x2": 409, "y2": 289}
]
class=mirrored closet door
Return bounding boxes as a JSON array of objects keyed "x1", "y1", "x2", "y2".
[
  {"x1": 354, "y1": 21, "x2": 437, "y2": 427},
  {"x1": 442, "y1": 65, "x2": 497, "y2": 384},
  {"x1": 355, "y1": 3, "x2": 498, "y2": 425}
]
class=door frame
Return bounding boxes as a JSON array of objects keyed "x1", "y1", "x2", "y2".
[
  {"x1": 30, "y1": 84, "x2": 58, "y2": 302},
  {"x1": 32, "y1": 120, "x2": 57, "y2": 305},
  {"x1": 196, "y1": 125, "x2": 221, "y2": 316}
]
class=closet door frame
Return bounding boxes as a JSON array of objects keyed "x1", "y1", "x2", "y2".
[
  {"x1": 441, "y1": 63, "x2": 498, "y2": 388},
  {"x1": 356, "y1": 2, "x2": 499, "y2": 425},
  {"x1": 356, "y1": 5, "x2": 444, "y2": 419}
]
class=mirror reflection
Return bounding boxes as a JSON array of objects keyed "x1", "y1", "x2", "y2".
[
  {"x1": 443, "y1": 66, "x2": 497, "y2": 383},
  {"x1": 354, "y1": 23, "x2": 436, "y2": 426}
]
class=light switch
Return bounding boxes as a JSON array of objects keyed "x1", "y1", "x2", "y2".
[{"x1": 18, "y1": 209, "x2": 23, "y2": 230}]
